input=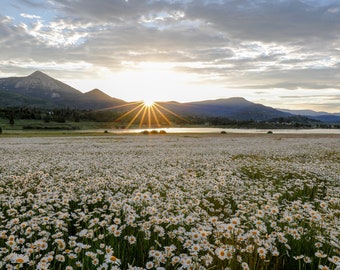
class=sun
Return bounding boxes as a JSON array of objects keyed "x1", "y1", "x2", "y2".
[
  {"x1": 107, "y1": 61, "x2": 199, "y2": 103},
  {"x1": 143, "y1": 98, "x2": 155, "y2": 107}
]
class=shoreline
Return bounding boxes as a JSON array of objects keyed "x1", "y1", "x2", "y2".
[{"x1": 1, "y1": 129, "x2": 340, "y2": 139}]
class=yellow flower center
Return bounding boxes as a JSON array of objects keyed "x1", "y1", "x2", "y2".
[{"x1": 16, "y1": 258, "x2": 25, "y2": 263}]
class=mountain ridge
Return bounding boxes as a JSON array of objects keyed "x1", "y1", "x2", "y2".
[
  {"x1": 278, "y1": 109, "x2": 340, "y2": 123},
  {"x1": 161, "y1": 97, "x2": 291, "y2": 121},
  {"x1": 0, "y1": 71, "x2": 339, "y2": 123},
  {"x1": 0, "y1": 71, "x2": 126, "y2": 109}
]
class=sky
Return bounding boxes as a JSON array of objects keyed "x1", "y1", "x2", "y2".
[{"x1": 0, "y1": 0, "x2": 339, "y2": 112}]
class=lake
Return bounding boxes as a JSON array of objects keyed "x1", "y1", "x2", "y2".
[{"x1": 105, "y1": 127, "x2": 340, "y2": 134}]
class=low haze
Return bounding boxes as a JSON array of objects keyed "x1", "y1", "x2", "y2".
[{"x1": 1, "y1": 0, "x2": 339, "y2": 112}]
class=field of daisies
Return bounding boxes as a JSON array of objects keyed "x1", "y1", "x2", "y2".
[{"x1": 0, "y1": 134, "x2": 339, "y2": 270}]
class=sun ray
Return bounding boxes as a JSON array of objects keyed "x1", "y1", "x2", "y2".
[
  {"x1": 115, "y1": 103, "x2": 144, "y2": 122},
  {"x1": 154, "y1": 103, "x2": 189, "y2": 123},
  {"x1": 96, "y1": 101, "x2": 142, "y2": 112},
  {"x1": 150, "y1": 106, "x2": 161, "y2": 128},
  {"x1": 112, "y1": 100, "x2": 188, "y2": 129},
  {"x1": 147, "y1": 106, "x2": 152, "y2": 128},
  {"x1": 126, "y1": 104, "x2": 145, "y2": 129},
  {"x1": 139, "y1": 105, "x2": 148, "y2": 128},
  {"x1": 152, "y1": 105, "x2": 172, "y2": 126}
]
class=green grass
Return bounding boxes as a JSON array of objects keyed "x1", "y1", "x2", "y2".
[
  {"x1": 0, "y1": 119, "x2": 130, "y2": 137},
  {"x1": 0, "y1": 136, "x2": 339, "y2": 269},
  {"x1": 0, "y1": 118, "x2": 117, "y2": 130}
]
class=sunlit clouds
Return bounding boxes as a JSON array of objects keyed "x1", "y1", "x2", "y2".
[{"x1": 0, "y1": 0, "x2": 339, "y2": 112}]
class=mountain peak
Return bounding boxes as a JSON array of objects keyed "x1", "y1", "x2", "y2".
[
  {"x1": 26, "y1": 71, "x2": 57, "y2": 84},
  {"x1": 228, "y1": 97, "x2": 248, "y2": 102},
  {"x1": 84, "y1": 89, "x2": 127, "y2": 105},
  {"x1": 192, "y1": 97, "x2": 252, "y2": 106},
  {"x1": 16, "y1": 71, "x2": 63, "y2": 92},
  {"x1": 28, "y1": 71, "x2": 51, "y2": 78},
  {"x1": 88, "y1": 88, "x2": 105, "y2": 94},
  {"x1": 85, "y1": 88, "x2": 112, "y2": 99},
  {"x1": 0, "y1": 70, "x2": 84, "y2": 101}
]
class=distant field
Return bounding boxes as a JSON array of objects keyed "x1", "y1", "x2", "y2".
[
  {"x1": 0, "y1": 135, "x2": 339, "y2": 270},
  {"x1": 0, "y1": 118, "x2": 116, "y2": 131}
]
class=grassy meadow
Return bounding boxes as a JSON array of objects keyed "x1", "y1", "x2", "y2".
[
  {"x1": 0, "y1": 134, "x2": 339, "y2": 270},
  {"x1": 0, "y1": 118, "x2": 115, "y2": 131}
]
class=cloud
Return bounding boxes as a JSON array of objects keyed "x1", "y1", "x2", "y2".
[
  {"x1": 1, "y1": 0, "x2": 339, "y2": 111},
  {"x1": 188, "y1": 1, "x2": 340, "y2": 43},
  {"x1": 20, "y1": 13, "x2": 41, "y2": 19}
]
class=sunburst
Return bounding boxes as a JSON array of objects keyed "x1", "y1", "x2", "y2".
[
  {"x1": 143, "y1": 98, "x2": 155, "y2": 107},
  {"x1": 106, "y1": 100, "x2": 187, "y2": 129}
]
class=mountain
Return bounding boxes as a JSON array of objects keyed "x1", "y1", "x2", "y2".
[
  {"x1": 84, "y1": 88, "x2": 114, "y2": 101},
  {"x1": 160, "y1": 98, "x2": 291, "y2": 121},
  {"x1": 279, "y1": 109, "x2": 340, "y2": 124},
  {"x1": 0, "y1": 71, "x2": 337, "y2": 123},
  {"x1": 80, "y1": 89, "x2": 126, "y2": 109},
  {"x1": 0, "y1": 71, "x2": 81, "y2": 104},
  {"x1": 0, "y1": 71, "x2": 126, "y2": 109}
]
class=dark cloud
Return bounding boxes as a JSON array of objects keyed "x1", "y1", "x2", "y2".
[
  {"x1": 187, "y1": 0, "x2": 340, "y2": 43},
  {"x1": 54, "y1": 0, "x2": 182, "y2": 23}
]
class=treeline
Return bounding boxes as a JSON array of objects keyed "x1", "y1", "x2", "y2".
[
  {"x1": 0, "y1": 107, "x2": 338, "y2": 129},
  {"x1": 185, "y1": 115, "x2": 339, "y2": 129},
  {"x1": 0, "y1": 107, "x2": 122, "y2": 124}
]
